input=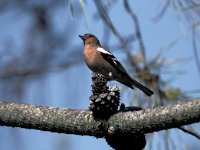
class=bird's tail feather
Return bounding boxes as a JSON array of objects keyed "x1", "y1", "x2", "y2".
[
  {"x1": 130, "y1": 78, "x2": 153, "y2": 96},
  {"x1": 118, "y1": 76, "x2": 153, "y2": 96}
]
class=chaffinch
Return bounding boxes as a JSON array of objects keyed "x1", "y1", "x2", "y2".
[{"x1": 79, "y1": 33, "x2": 153, "y2": 96}]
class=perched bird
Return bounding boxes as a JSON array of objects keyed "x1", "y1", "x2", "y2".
[{"x1": 79, "y1": 33, "x2": 153, "y2": 96}]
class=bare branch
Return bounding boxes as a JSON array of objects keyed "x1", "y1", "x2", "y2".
[
  {"x1": 0, "y1": 59, "x2": 82, "y2": 79},
  {"x1": 178, "y1": 126, "x2": 200, "y2": 140},
  {"x1": 94, "y1": 0, "x2": 122, "y2": 41},
  {"x1": 152, "y1": 0, "x2": 170, "y2": 22},
  {"x1": 192, "y1": 27, "x2": 200, "y2": 75},
  {"x1": 0, "y1": 99, "x2": 200, "y2": 137},
  {"x1": 108, "y1": 99, "x2": 200, "y2": 135},
  {"x1": 123, "y1": 0, "x2": 147, "y2": 65},
  {"x1": 94, "y1": 0, "x2": 140, "y2": 71}
]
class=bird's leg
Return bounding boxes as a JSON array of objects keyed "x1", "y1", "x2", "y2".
[{"x1": 119, "y1": 103, "x2": 143, "y2": 112}]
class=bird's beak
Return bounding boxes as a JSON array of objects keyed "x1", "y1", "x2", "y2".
[{"x1": 79, "y1": 35, "x2": 86, "y2": 40}]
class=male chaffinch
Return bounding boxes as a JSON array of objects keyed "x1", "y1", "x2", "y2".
[{"x1": 79, "y1": 33, "x2": 153, "y2": 96}]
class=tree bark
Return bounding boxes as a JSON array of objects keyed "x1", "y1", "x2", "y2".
[{"x1": 0, "y1": 99, "x2": 199, "y2": 138}]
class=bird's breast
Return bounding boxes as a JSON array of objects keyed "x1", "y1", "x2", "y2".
[
  {"x1": 83, "y1": 45, "x2": 115, "y2": 79},
  {"x1": 84, "y1": 47, "x2": 96, "y2": 67}
]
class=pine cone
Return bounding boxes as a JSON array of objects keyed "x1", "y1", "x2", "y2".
[
  {"x1": 89, "y1": 73, "x2": 120, "y2": 119},
  {"x1": 105, "y1": 133, "x2": 146, "y2": 150}
]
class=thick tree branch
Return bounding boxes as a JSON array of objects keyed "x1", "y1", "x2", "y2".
[
  {"x1": 0, "y1": 99, "x2": 200, "y2": 138},
  {"x1": 108, "y1": 99, "x2": 200, "y2": 135}
]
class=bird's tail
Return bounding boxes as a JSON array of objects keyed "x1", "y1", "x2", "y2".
[
  {"x1": 130, "y1": 78, "x2": 154, "y2": 96},
  {"x1": 118, "y1": 76, "x2": 153, "y2": 96}
]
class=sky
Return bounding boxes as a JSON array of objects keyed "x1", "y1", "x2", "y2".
[{"x1": 0, "y1": 0, "x2": 200, "y2": 150}]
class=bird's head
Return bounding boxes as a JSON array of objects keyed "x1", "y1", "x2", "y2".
[{"x1": 79, "y1": 33, "x2": 100, "y2": 46}]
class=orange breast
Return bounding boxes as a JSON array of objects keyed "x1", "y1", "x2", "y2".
[{"x1": 84, "y1": 45, "x2": 97, "y2": 66}]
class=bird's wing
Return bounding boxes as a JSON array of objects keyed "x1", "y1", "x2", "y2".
[{"x1": 97, "y1": 47, "x2": 128, "y2": 74}]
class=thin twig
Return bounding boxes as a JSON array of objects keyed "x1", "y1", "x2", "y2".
[
  {"x1": 181, "y1": 3, "x2": 200, "y2": 11},
  {"x1": 192, "y1": 27, "x2": 200, "y2": 75},
  {"x1": 94, "y1": 0, "x2": 123, "y2": 41},
  {"x1": 152, "y1": 0, "x2": 170, "y2": 23},
  {"x1": 0, "y1": 59, "x2": 82, "y2": 79},
  {"x1": 123, "y1": 0, "x2": 147, "y2": 66},
  {"x1": 94, "y1": 0, "x2": 140, "y2": 71},
  {"x1": 178, "y1": 126, "x2": 200, "y2": 140}
]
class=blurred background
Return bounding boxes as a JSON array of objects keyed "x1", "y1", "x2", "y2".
[{"x1": 0, "y1": 0, "x2": 200, "y2": 150}]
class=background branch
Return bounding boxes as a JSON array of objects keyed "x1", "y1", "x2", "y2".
[
  {"x1": 192, "y1": 27, "x2": 200, "y2": 75},
  {"x1": 124, "y1": 0, "x2": 147, "y2": 64},
  {"x1": 178, "y1": 126, "x2": 200, "y2": 140}
]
